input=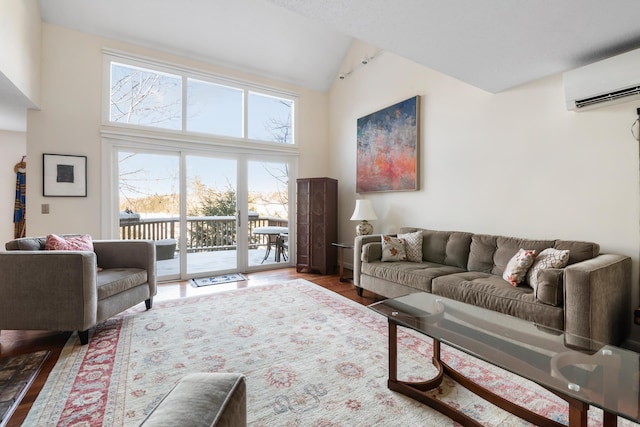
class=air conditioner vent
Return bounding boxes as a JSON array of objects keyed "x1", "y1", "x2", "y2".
[
  {"x1": 564, "y1": 48, "x2": 640, "y2": 111},
  {"x1": 575, "y1": 85, "x2": 640, "y2": 109}
]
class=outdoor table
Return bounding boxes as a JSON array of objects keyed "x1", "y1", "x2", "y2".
[{"x1": 253, "y1": 226, "x2": 288, "y2": 263}]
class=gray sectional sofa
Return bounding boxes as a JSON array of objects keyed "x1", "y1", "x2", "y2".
[{"x1": 353, "y1": 227, "x2": 632, "y2": 346}]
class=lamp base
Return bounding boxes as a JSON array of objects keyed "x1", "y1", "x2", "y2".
[{"x1": 356, "y1": 220, "x2": 373, "y2": 236}]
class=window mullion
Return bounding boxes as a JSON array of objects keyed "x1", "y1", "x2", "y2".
[
  {"x1": 182, "y1": 76, "x2": 188, "y2": 132},
  {"x1": 243, "y1": 89, "x2": 248, "y2": 139}
]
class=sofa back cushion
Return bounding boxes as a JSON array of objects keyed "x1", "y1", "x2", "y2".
[
  {"x1": 5, "y1": 237, "x2": 46, "y2": 251},
  {"x1": 400, "y1": 228, "x2": 472, "y2": 268},
  {"x1": 467, "y1": 235, "x2": 555, "y2": 276},
  {"x1": 554, "y1": 240, "x2": 599, "y2": 265}
]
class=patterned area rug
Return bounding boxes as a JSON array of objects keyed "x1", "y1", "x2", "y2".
[
  {"x1": 0, "y1": 350, "x2": 49, "y2": 426},
  {"x1": 190, "y1": 273, "x2": 247, "y2": 287},
  {"x1": 24, "y1": 280, "x2": 638, "y2": 426}
]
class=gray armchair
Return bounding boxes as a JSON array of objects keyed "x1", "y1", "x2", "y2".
[{"x1": 0, "y1": 237, "x2": 156, "y2": 344}]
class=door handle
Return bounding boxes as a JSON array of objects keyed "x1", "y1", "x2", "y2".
[{"x1": 237, "y1": 210, "x2": 241, "y2": 228}]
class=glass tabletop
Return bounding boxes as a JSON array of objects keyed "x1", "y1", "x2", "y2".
[{"x1": 369, "y1": 292, "x2": 640, "y2": 424}]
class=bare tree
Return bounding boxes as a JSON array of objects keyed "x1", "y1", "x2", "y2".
[{"x1": 110, "y1": 66, "x2": 181, "y2": 127}]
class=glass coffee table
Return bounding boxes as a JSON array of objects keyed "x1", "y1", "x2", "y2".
[{"x1": 369, "y1": 292, "x2": 639, "y2": 427}]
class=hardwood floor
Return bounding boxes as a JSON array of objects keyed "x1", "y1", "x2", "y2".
[{"x1": 1, "y1": 267, "x2": 382, "y2": 427}]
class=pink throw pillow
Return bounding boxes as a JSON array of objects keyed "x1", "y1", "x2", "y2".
[
  {"x1": 45, "y1": 234, "x2": 94, "y2": 251},
  {"x1": 45, "y1": 234, "x2": 102, "y2": 271}
]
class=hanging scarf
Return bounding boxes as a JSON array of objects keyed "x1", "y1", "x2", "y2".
[{"x1": 14, "y1": 163, "x2": 26, "y2": 238}]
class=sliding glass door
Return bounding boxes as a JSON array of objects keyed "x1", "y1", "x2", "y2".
[
  {"x1": 118, "y1": 151, "x2": 181, "y2": 280},
  {"x1": 114, "y1": 146, "x2": 294, "y2": 281},
  {"x1": 185, "y1": 155, "x2": 238, "y2": 276},
  {"x1": 247, "y1": 160, "x2": 290, "y2": 268}
]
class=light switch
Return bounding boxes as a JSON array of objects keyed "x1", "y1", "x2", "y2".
[{"x1": 41, "y1": 204, "x2": 50, "y2": 214}]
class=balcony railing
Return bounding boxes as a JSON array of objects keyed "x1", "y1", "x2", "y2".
[{"x1": 119, "y1": 215, "x2": 288, "y2": 253}]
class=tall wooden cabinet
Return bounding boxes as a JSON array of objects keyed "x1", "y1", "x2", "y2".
[{"x1": 296, "y1": 177, "x2": 338, "y2": 275}]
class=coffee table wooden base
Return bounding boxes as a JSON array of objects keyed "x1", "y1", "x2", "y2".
[{"x1": 388, "y1": 321, "x2": 614, "y2": 427}]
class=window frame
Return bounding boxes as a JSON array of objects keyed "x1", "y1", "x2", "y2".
[{"x1": 102, "y1": 49, "x2": 298, "y2": 147}]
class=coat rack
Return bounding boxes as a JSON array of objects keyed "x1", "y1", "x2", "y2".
[
  {"x1": 13, "y1": 155, "x2": 26, "y2": 238},
  {"x1": 14, "y1": 155, "x2": 26, "y2": 173}
]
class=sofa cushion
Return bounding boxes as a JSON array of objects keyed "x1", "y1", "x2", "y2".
[
  {"x1": 431, "y1": 272, "x2": 564, "y2": 330},
  {"x1": 97, "y1": 268, "x2": 148, "y2": 300},
  {"x1": 5, "y1": 237, "x2": 46, "y2": 251},
  {"x1": 400, "y1": 228, "x2": 473, "y2": 269},
  {"x1": 535, "y1": 268, "x2": 564, "y2": 306},
  {"x1": 398, "y1": 230, "x2": 423, "y2": 262},
  {"x1": 554, "y1": 240, "x2": 599, "y2": 265},
  {"x1": 467, "y1": 235, "x2": 555, "y2": 276},
  {"x1": 361, "y1": 242, "x2": 382, "y2": 262},
  {"x1": 362, "y1": 261, "x2": 466, "y2": 293},
  {"x1": 381, "y1": 235, "x2": 407, "y2": 262}
]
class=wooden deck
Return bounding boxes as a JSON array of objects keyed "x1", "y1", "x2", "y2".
[{"x1": 157, "y1": 247, "x2": 290, "y2": 278}]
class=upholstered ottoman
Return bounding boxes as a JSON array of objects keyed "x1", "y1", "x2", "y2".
[
  {"x1": 141, "y1": 373, "x2": 247, "y2": 426},
  {"x1": 155, "y1": 239, "x2": 176, "y2": 260}
]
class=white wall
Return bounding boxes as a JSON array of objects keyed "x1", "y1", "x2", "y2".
[
  {"x1": 0, "y1": 0, "x2": 41, "y2": 108},
  {"x1": 0, "y1": 131, "x2": 26, "y2": 245},
  {"x1": 27, "y1": 23, "x2": 331, "y2": 237},
  {"x1": 329, "y1": 40, "x2": 640, "y2": 343}
]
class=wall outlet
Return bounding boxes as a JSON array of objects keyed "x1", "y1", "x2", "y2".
[{"x1": 41, "y1": 203, "x2": 50, "y2": 214}]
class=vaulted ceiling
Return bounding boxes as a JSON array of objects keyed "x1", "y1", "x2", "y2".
[{"x1": 39, "y1": 0, "x2": 640, "y2": 94}]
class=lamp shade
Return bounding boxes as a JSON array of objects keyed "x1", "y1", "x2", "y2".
[{"x1": 350, "y1": 200, "x2": 378, "y2": 221}]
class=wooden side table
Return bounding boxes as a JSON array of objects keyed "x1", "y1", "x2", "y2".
[{"x1": 332, "y1": 242, "x2": 354, "y2": 282}]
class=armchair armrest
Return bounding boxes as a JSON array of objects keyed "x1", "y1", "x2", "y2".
[
  {"x1": 94, "y1": 240, "x2": 157, "y2": 297},
  {"x1": 563, "y1": 253, "x2": 631, "y2": 347},
  {"x1": 0, "y1": 251, "x2": 98, "y2": 332}
]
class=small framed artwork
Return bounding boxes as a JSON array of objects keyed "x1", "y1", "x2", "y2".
[
  {"x1": 356, "y1": 95, "x2": 420, "y2": 193},
  {"x1": 43, "y1": 153, "x2": 87, "y2": 197}
]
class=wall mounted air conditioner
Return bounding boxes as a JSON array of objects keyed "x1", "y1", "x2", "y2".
[{"x1": 563, "y1": 47, "x2": 640, "y2": 111}]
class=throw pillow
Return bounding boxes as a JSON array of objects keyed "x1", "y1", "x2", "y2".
[
  {"x1": 381, "y1": 235, "x2": 407, "y2": 262},
  {"x1": 45, "y1": 234, "x2": 102, "y2": 271},
  {"x1": 398, "y1": 230, "x2": 423, "y2": 262},
  {"x1": 526, "y1": 248, "x2": 570, "y2": 293},
  {"x1": 45, "y1": 234, "x2": 94, "y2": 251},
  {"x1": 502, "y1": 248, "x2": 536, "y2": 286}
]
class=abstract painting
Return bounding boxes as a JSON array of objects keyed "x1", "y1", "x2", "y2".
[{"x1": 356, "y1": 96, "x2": 419, "y2": 193}]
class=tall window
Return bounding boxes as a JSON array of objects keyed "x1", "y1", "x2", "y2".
[{"x1": 106, "y1": 58, "x2": 296, "y2": 144}]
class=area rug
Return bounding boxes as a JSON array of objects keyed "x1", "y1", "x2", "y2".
[
  {"x1": 0, "y1": 350, "x2": 49, "y2": 427},
  {"x1": 190, "y1": 273, "x2": 247, "y2": 287},
  {"x1": 24, "y1": 280, "x2": 638, "y2": 426}
]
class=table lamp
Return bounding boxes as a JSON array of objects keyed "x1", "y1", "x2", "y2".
[{"x1": 350, "y1": 199, "x2": 378, "y2": 236}]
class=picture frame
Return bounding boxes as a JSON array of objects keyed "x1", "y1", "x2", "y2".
[
  {"x1": 356, "y1": 96, "x2": 420, "y2": 193},
  {"x1": 43, "y1": 153, "x2": 87, "y2": 197}
]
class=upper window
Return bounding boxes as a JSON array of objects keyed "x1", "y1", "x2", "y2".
[
  {"x1": 106, "y1": 56, "x2": 296, "y2": 145},
  {"x1": 187, "y1": 79, "x2": 243, "y2": 138},
  {"x1": 110, "y1": 63, "x2": 182, "y2": 130},
  {"x1": 248, "y1": 92, "x2": 294, "y2": 144}
]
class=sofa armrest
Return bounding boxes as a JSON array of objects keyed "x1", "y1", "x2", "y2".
[
  {"x1": 94, "y1": 240, "x2": 157, "y2": 297},
  {"x1": 0, "y1": 251, "x2": 98, "y2": 331},
  {"x1": 353, "y1": 235, "x2": 384, "y2": 287},
  {"x1": 563, "y1": 253, "x2": 631, "y2": 347}
]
